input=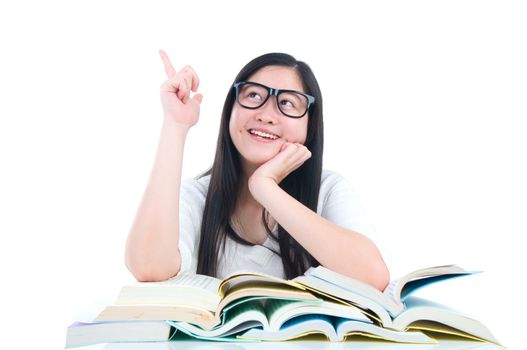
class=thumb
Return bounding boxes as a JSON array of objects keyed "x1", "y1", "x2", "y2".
[{"x1": 192, "y1": 93, "x2": 203, "y2": 105}]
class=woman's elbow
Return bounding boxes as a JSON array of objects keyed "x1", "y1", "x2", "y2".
[
  {"x1": 125, "y1": 256, "x2": 181, "y2": 282},
  {"x1": 133, "y1": 268, "x2": 178, "y2": 282}
]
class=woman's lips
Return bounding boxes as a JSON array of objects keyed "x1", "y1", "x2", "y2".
[{"x1": 247, "y1": 128, "x2": 280, "y2": 142}]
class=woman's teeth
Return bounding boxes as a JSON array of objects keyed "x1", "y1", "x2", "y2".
[{"x1": 249, "y1": 129, "x2": 278, "y2": 140}]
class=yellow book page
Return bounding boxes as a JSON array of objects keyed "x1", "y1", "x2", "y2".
[
  {"x1": 407, "y1": 321, "x2": 502, "y2": 346},
  {"x1": 218, "y1": 273, "x2": 304, "y2": 297},
  {"x1": 344, "y1": 331, "x2": 437, "y2": 344},
  {"x1": 238, "y1": 330, "x2": 332, "y2": 341}
]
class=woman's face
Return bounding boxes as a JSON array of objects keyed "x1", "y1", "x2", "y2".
[{"x1": 229, "y1": 66, "x2": 309, "y2": 169}]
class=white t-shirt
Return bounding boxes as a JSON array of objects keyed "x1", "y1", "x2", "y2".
[{"x1": 178, "y1": 169, "x2": 377, "y2": 280}]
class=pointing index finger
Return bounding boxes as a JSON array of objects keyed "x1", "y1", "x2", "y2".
[{"x1": 159, "y1": 49, "x2": 177, "y2": 78}]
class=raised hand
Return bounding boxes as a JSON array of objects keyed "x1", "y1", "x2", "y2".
[{"x1": 159, "y1": 50, "x2": 203, "y2": 127}]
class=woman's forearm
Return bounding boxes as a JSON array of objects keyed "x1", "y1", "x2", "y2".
[
  {"x1": 252, "y1": 179, "x2": 390, "y2": 290},
  {"x1": 125, "y1": 121, "x2": 190, "y2": 281}
]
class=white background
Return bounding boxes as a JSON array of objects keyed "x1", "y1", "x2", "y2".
[{"x1": 0, "y1": 1, "x2": 525, "y2": 349}]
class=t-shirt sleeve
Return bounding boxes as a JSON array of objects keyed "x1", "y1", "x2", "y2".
[
  {"x1": 318, "y1": 171, "x2": 378, "y2": 241},
  {"x1": 178, "y1": 178, "x2": 206, "y2": 274}
]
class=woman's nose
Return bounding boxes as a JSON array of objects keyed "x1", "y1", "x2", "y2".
[
  {"x1": 256, "y1": 113, "x2": 277, "y2": 124},
  {"x1": 256, "y1": 98, "x2": 280, "y2": 124}
]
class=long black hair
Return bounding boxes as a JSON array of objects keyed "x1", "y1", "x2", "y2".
[{"x1": 196, "y1": 53, "x2": 324, "y2": 279}]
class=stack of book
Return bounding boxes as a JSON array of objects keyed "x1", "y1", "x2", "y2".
[{"x1": 65, "y1": 265, "x2": 502, "y2": 348}]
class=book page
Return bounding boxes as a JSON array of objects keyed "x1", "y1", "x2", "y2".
[
  {"x1": 383, "y1": 278, "x2": 399, "y2": 300},
  {"x1": 115, "y1": 272, "x2": 223, "y2": 311},
  {"x1": 219, "y1": 273, "x2": 299, "y2": 297},
  {"x1": 153, "y1": 271, "x2": 222, "y2": 294},
  {"x1": 302, "y1": 267, "x2": 398, "y2": 310}
]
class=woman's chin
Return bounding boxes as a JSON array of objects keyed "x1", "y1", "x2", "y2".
[{"x1": 241, "y1": 150, "x2": 279, "y2": 167}]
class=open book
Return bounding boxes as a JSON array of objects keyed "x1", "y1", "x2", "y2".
[
  {"x1": 95, "y1": 271, "x2": 318, "y2": 330},
  {"x1": 288, "y1": 265, "x2": 499, "y2": 344},
  {"x1": 390, "y1": 297, "x2": 500, "y2": 344},
  {"x1": 170, "y1": 299, "x2": 435, "y2": 344},
  {"x1": 238, "y1": 314, "x2": 433, "y2": 343},
  {"x1": 91, "y1": 265, "x2": 500, "y2": 345},
  {"x1": 167, "y1": 298, "x2": 371, "y2": 339},
  {"x1": 297, "y1": 264, "x2": 478, "y2": 317}
]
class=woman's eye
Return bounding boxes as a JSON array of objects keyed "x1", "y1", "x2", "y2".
[
  {"x1": 280, "y1": 99, "x2": 294, "y2": 109},
  {"x1": 248, "y1": 92, "x2": 262, "y2": 100}
]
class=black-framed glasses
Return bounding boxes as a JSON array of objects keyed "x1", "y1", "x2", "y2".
[{"x1": 233, "y1": 81, "x2": 315, "y2": 118}]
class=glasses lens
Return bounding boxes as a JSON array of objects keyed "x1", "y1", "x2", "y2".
[
  {"x1": 237, "y1": 83, "x2": 269, "y2": 108},
  {"x1": 235, "y1": 82, "x2": 311, "y2": 118},
  {"x1": 278, "y1": 92, "x2": 309, "y2": 118}
]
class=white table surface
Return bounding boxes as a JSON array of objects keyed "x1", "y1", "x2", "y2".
[{"x1": 74, "y1": 338, "x2": 502, "y2": 350}]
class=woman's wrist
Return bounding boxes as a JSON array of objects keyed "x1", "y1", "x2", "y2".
[
  {"x1": 155, "y1": 119, "x2": 191, "y2": 164},
  {"x1": 162, "y1": 117, "x2": 193, "y2": 133},
  {"x1": 248, "y1": 176, "x2": 278, "y2": 205}
]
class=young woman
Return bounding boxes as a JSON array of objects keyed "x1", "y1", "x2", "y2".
[{"x1": 125, "y1": 50, "x2": 390, "y2": 290}]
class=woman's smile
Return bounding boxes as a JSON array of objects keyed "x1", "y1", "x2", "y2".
[{"x1": 247, "y1": 127, "x2": 280, "y2": 143}]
